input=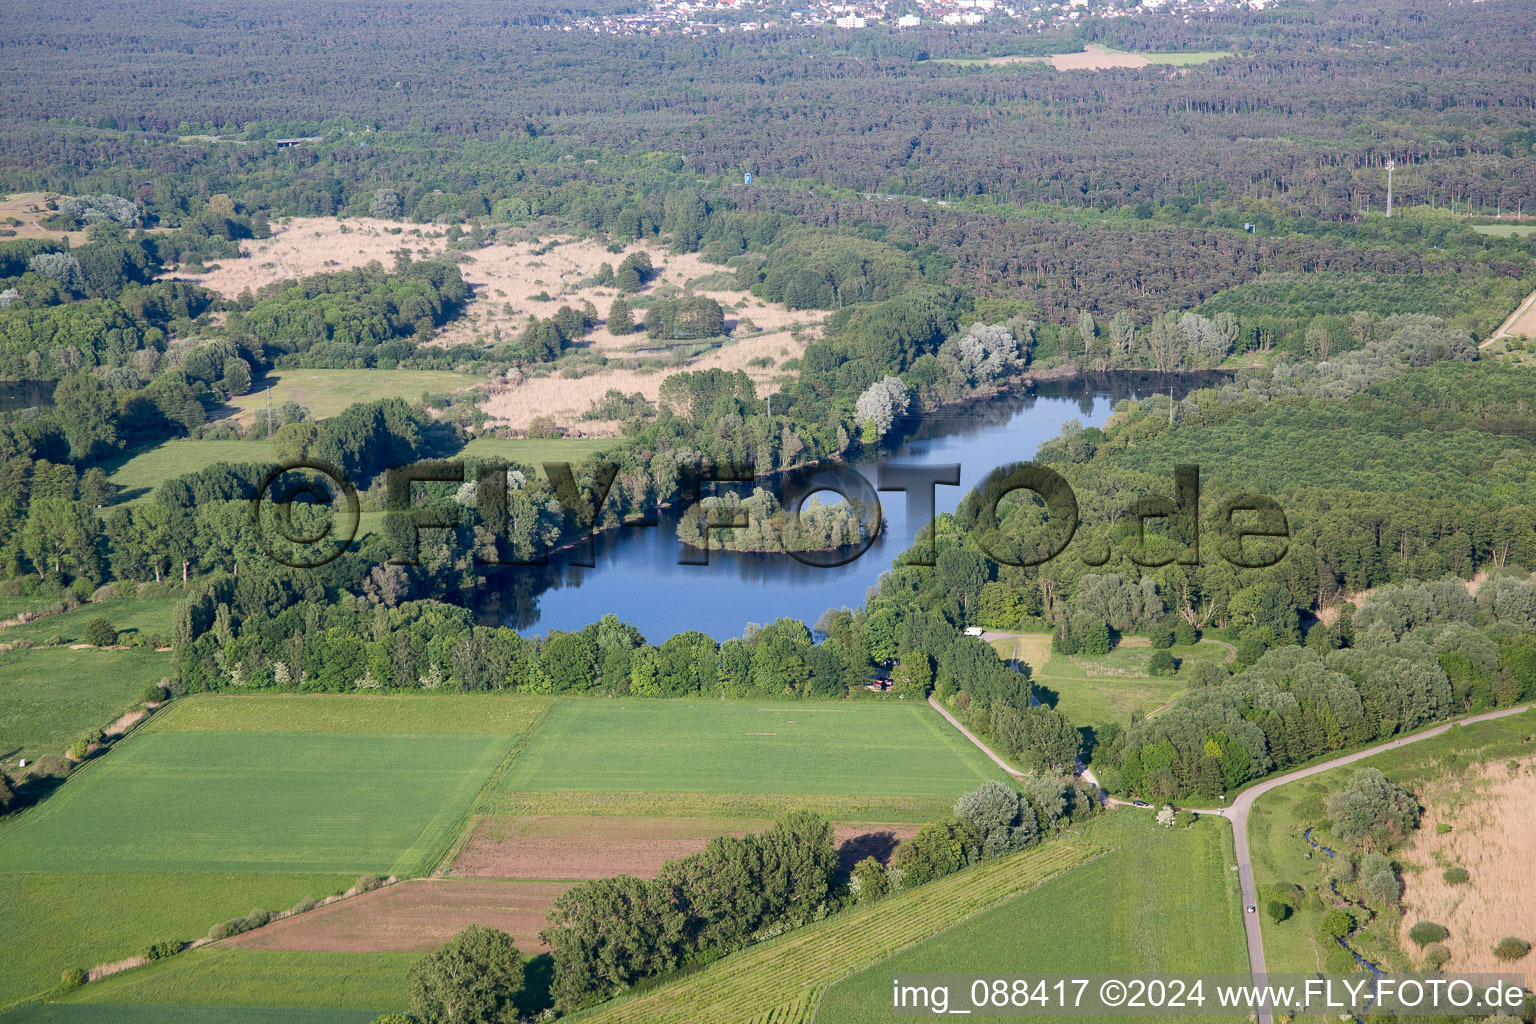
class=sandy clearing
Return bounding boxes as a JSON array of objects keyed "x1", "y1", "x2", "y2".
[
  {"x1": 162, "y1": 216, "x2": 452, "y2": 297},
  {"x1": 225, "y1": 878, "x2": 571, "y2": 954},
  {"x1": 0, "y1": 191, "x2": 93, "y2": 246},
  {"x1": 154, "y1": 216, "x2": 820, "y2": 431},
  {"x1": 1051, "y1": 45, "x2": 1151, "y2": 71},
  {"x1": 451, "y1": 816, "x2": 920, "y2": 880},
  {"x1": 1397, "y1": 758, "x2": 1536, "y2": 973}
]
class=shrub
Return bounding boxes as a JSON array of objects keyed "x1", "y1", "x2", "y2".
[
  {"x1": 355, "y1": 874, "x2": 384, "y2": 893},
  {"x1": 1149, "y1": 626, "x2": 1175, "y2": 649},
  {"x1": 1173, "y1": 808, "x2": 1197, "y2": 828},
  {"x1": 141, "y1": 684, "x2": 166, "y2": 705},
  {"x1": 292, "y1": 898, "x2": 319, "y2": 914},
  {"x1": 1442, "y1": 866, "x2": 1469, "y2": 885},
  {"x1": 67, "y1": 739, "x2": 90, "y2": 761},
  {"x1": 1409, "y1": 921, "x2": 1449, "y2": 946},
  {"x1": 242, "y1": 909, "x2": 271, "y2": 930},
  {"x1": 370, "y1": 1016, "x2": 416, "y2": 1024},
  {"x1": 1265, "y1": 900, "x2": 1289, "y2": 924},
  {"x1": 1318, "y1": 909, "x2": 1354, "y2": 941},
  {"x1": 58, "y1": 968, "x2": 87, "y2": 991},
  {"x1": 142, "y1": 939, "x2": 182, "y2": 961},
  {"x1": 1435, "y1": 822, "x2": 1452, "y2": 835},
  {"x1": 1424, "y1": 943, "x2": 1450, "y2": 969},
  {"x1": 82, "y1": 618, "x2": 117, "y2": 646},
  {"x1": 208, "y1": 921, "x2": 235, "y2": 941},
  {"x1": 1493, "y1": 937, "x2": 1531, "y2": 961},
  {"x1": 1147, "y1": 649, "x2": 1178, "y2": 676}
]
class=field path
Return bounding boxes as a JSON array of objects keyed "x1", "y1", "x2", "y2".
[
  {"x1": 1482, "y1": 284, "x2": 1536, "y2": 346},
  {"x1": 927, "y1": 696, "x2": 1023, "y2": 778}
]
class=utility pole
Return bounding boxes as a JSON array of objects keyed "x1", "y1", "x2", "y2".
[{"x1": 1385, "y1": 159, "x2": 1395, "y2": 217}]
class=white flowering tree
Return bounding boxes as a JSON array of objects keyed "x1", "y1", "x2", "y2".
[{"x1": 854, "y1": 376, "x2": 910, "y2": 438}]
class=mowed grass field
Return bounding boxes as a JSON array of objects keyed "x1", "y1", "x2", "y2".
[
  {"x1": 496, "y1": 699, "x2": 1009, "y2": 800},
  {"x1": 459, "y1": 436, "x2": 618, "y2": 473},
  {"x1": 0, "y1": 694, "x2": 545, "y2": 1007},
  {"x1": 224, "y1": 369, "x2": 479, "y2": 421},
  {"x1": 1471, "y1": 224, "x2": 1536, "y2": 237},
  {"x1": 815, "y1": 812, "x2": 1248, "y2": 1024},
  {"x1": 0, "y1": 646, "x2": 172, "y2": 764},
  {"x1": 0, "y1": 597, "x2": 180, "y2": 644},
  {"x1": 995, "y1": 636, "x2": 1228, "y2": 728},
  {"x1": 102, "y1": 440, "x2": 277, "y2": 505}
]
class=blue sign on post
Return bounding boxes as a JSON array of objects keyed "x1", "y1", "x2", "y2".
[{"x1": 744, "y1": 173, "x2": 752, "y2": 185}]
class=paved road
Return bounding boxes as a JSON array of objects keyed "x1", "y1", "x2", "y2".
[{"x1": 1181, "y1": 703, "x2": 1534, "y2": 1024}]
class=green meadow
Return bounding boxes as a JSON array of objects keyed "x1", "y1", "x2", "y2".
[
  {"x1": 56, "y1": 950, "x2": 415, "y2": 1014},
  {"x1": 0, "y1": 873, "x2": 355, "y2": 1009},
  {"x1": 0, "y1": 646, "x2": 172, "y2": 764},
  {"x1": 816, "y1": 812, "x2": 1248, "y2": 1023},
  {"x1": 998, "y1": 637, "x2": 1228, "y2": 728},
  {"x1": 224, "y1": 369, "x2": 477, "y2": 421},
  {"x1": 497, "y1": 698, "x2": 1010, "y2": 798},
  {"x1": 0, "y1": 694, "x2": 541, "y2": 1007},
  {"x1": 153, "y1": 693, "x2": 550, "y2": 736},
  {"x1": 102, "y1": 440, "x2": 277, "y2": 505},
  {"x1": 0, "y1": 729, "x2": 512, "y2": 875}
]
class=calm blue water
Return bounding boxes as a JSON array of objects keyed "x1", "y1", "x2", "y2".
[{"x1": 486, "y1": 374, "x2": 1210, "y2": 641}]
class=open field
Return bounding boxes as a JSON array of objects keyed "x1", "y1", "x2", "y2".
[
  {"x1": 0, "y1": 873, "x2": 355, "y2": 1009},
  {"x1": 0, "y1": 192, "x2": 91, "y2": 245},
  {"x1": 0, "y1": 597, "x2": 179, "y2": 645},
  {"x1": 222, "y1": 368, "x2": 480, "y2": 422},
  {"x1": 56, "y1": 950, "x2": 414, "y2": 1014},
  {"x1": 1029, "y1": 640, "x2": 1224, "y2": 727},
  {"x1": 153, "y1": 693, "x2": 550, "y2": 735},
  {"x1": 575, "y1": 838, "x2": 1097, "y2": 1024},
  {"x1": 815, "y1": 812, "x2": 1247, "y2": 1023},
  {"x1": 0, "y1": 646, "x2": 171, "y2": 766},
  {"x1": 1248, "y1": 710, "x2": 1536, "y2": 976},
  {"x1": 0, "y1": 1006, "x2": 382, "y2": 1024},
  {"x1": 1471, "y1": 224, "x2": 1536, "y2": 237},
  {"x1": 102, "y1": 440, "x2": 277, "y2": 505},
  {"x1": 0, "y1": 728, "x2": 513, "y2": 875},
  {"x1": 497, "y1": 699, "x2": 1009, "y2": 799},
  {"x1": 226, "y1": 878, "x2": 571, "y2": 954},
  {"x1": 926, "y1": 46, "x2": 1228, "y2": 71},
  {"x1": 459, "y1": 436, "x2": 618, "y2": 472},
  {"x1": 451, "y1": 815, "x2": 918, "y2": 880},
  {"x1": 1394, "y1": 756, "x2": 1536, "y2": 973}
]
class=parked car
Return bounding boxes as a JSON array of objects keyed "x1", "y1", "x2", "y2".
[{"x1": 1132, "y1": 800, "x2": 1150, "y2": 808}]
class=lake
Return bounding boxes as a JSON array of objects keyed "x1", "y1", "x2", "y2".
[{"x1": 484, "y1": 373, "x2": 1217, "y2": 641}]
